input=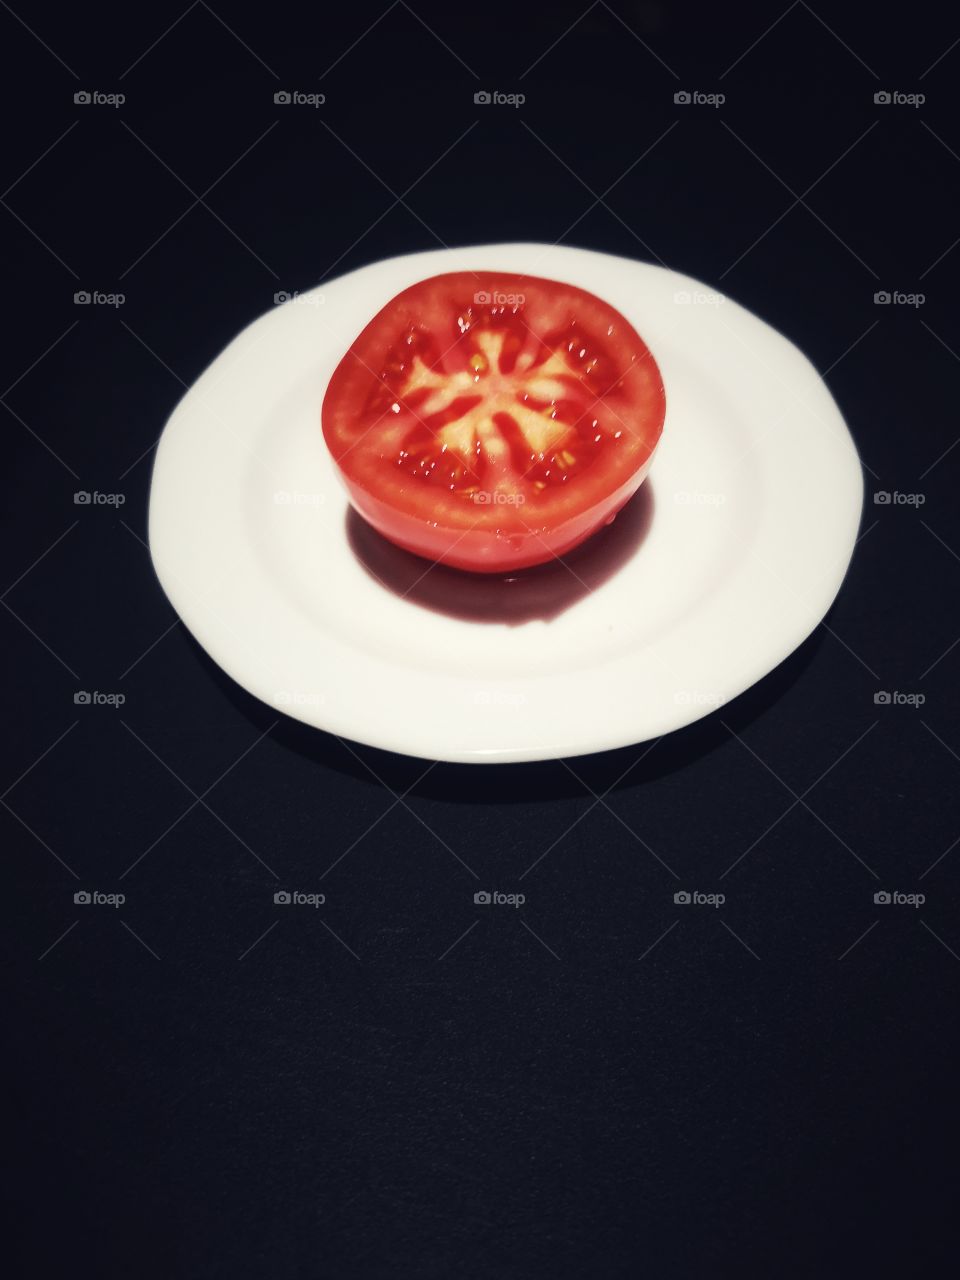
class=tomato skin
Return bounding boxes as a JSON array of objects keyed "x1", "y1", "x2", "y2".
[
  {"x1": 323, "y1": 271, "x2": 665, "y2": 574},
  {"x1": 338, "y1": 454, "x2": 655, "y2": 573}
]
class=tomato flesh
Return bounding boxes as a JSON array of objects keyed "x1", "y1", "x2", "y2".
[{"x1": 322, "y1": 272, "x2": 665, "y2": 573}]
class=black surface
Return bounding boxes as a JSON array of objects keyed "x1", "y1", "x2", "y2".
[{"x1": 4, "y1": 2, "x2": 960, "y2": 1275}]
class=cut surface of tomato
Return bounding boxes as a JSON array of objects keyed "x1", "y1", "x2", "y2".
[{"x1": 321, "y1": 271, "x2": 665, "y2": 573}]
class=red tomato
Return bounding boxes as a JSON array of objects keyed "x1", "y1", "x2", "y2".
[{"x1": 322, "y1": 271, "x2": 665, "y2": 573}]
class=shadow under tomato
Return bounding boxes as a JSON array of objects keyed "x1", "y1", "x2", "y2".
[{"x1": 345, "y1": 481, "x2": 656, "y2": 625}]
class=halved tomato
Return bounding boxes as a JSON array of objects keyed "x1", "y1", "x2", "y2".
[{"x1": 322, "y1": 271, "x2": 665, "y2": 573}]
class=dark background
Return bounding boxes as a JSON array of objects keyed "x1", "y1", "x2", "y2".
[{"x1": 3, "y1": 1, "x2": 959, "y2": 1275}]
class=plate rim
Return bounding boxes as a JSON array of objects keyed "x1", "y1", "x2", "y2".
[{"x1": 148, "y1": 242, "x2": 864, "y2": 763}]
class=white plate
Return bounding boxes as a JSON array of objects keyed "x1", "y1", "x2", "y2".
[{"x1": 148, "y1": 244, "x2": 862, "y2": 764}]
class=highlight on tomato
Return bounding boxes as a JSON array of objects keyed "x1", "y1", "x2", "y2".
[{"x1": 321, "y1": 271, "x2": 665, "y2": 574}]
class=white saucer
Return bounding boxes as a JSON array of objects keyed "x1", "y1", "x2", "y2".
[{"x1": 148, "y1": 243, "x2": 863, "y2": 764}]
